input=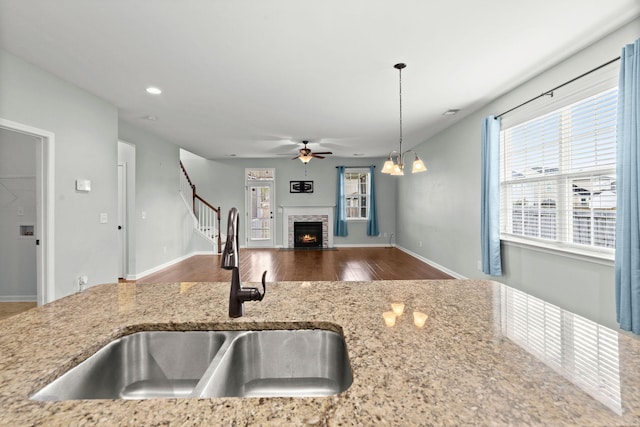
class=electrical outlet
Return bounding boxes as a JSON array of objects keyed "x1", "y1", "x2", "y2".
[
  {"x1": 418, "y1": 241, "x2": 422, "y2": 248},
  {"x1": 477, "y1": 260, "x2": 482, "y2": 271},
  {"x1": 78, "y1": 275, "x2": 88, "y2": 292}
]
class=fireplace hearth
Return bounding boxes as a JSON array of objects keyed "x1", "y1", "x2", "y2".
[{"x1": 294, "y1": 222, "x2": 323, "y2": 248}]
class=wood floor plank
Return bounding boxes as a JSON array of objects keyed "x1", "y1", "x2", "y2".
[
  {"x1": 0, "y1": 302, "x2": 37, "y2": 321},
  {"x1": 138, "y1": 248, "x2": 453, "y2": 283}
]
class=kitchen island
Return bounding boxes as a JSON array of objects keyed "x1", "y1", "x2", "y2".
[{"x1": 1, "y1": 279, "x2": 639, "y2": 426}]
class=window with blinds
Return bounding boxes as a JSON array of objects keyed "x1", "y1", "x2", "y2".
[
  {"x1": 500, "y1": 87, "x2": 617, "y2": 254},
  {"x1": 344, "y1": 169, "x2": 370, "y2": 220}
]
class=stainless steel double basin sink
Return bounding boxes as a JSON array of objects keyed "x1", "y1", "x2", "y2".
[{"x1": 31, "y1": 329, "x2": 353, "y2": 401}]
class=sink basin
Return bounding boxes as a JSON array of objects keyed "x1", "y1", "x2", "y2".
[
  {"x1": 194, "y1": 329, "x2": 353, "y2": 398},
  {"x1": 31, "y1": 328, "x2": 352, "y2": 400},
  {"x1": 31, "y1": 331, "x2": 227, "y2": 400}
]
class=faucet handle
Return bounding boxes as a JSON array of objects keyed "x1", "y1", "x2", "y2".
[{"x1": 236, "y1": 271, "x2": 267, "y2": 304}]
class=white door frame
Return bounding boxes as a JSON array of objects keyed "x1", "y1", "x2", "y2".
[
  {"x1": 0, "y1": 118, "x2": 55, "y2": 305},
  {"x1": 117, "y1": 162, "x2": 127, "y2": 278},
  {"x1": 245, "y1": 176, "x2": 275, "y2": 248},
  {"x1": 246, "y1": 181, "x2": 275, "y2": 247}
]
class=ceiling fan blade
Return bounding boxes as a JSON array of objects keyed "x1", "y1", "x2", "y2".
[
  {"x1": 311, "y1": 154, "x2": 325, "y2": 159},
  {"x1": 311, "y1": 151, "x2": 333, "y2": 155},
  {"x1": 292, "y1": 155, "x2": 300, "y2": 160}
]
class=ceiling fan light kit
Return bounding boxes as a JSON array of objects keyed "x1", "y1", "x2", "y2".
[
  {"x1": 292, "y1": 141, "x2": 333, "y2": 164},
  {"x1": 381, "y1": 63, "x2": 427, "y2": 176}
]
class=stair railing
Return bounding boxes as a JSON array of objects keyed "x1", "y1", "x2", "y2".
[{"x1": 180, "y1": 161, "x2": 222, "y2": 253}]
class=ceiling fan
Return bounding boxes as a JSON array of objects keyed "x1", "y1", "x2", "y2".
[{"x1": 292, "y1": 141, "x2": 333, "y2": 164}]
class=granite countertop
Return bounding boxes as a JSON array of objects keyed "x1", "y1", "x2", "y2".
[{"x1": 1, "y1": 279, "x2": 640, "y2": 426}]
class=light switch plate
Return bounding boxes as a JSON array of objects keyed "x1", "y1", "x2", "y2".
[
  {"x1": 99, "y1": 213, "x2": 108, "y2": 224},
  {"x1": 76, "y1": 179, "x2": 91, "y2": 192}
]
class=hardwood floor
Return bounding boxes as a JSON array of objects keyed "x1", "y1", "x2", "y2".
[
  {"x1": 0, "y1": 302, "x2": 37, "y2": 321},
  {"x1": 138, "y1": 247, "x2": 453, "y2": 283},
  {"x1": 2, "y1": 249, "x2": 450, "y2": 319}
]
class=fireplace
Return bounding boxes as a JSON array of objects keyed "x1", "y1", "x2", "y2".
[
  {"x1": 294, "y1": 222, "x2": 323, "y2": 248},
  {"x1": 281, "y1": 206, "x2": 333, "y2": 249}
]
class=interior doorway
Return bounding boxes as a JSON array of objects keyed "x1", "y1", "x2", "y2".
[{"x1": 0, "y1": 118, "x2": 54, "y2": 306}]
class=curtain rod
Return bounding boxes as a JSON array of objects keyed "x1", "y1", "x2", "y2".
[
  {"x1": 494, "y1": 56, "x2": 620, "y2": 120},
  {"x1": 335, "y1": 165, "x2": 376, "y2": 168}
]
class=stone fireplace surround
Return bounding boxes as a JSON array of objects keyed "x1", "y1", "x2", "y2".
[{"x1": 281, "y1": 206, "x2": 334, "y2": 248}]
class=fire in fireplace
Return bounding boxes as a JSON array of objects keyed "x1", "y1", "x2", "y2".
[{"x1": 294, "y1": 221, "x2": 323, "y2": 248}]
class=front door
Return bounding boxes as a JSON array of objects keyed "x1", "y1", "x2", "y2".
[{"x1": 246, "y1": 181, "x2": 274, "y2": 247}]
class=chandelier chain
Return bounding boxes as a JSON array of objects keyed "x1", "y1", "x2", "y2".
[{"x1": 398, "y1": 65, "x2": 403, "y2": 155}]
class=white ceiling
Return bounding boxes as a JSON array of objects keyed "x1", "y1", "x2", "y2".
[{"x1": 1, "y1": 1, "x2": 639, "y2": 160}]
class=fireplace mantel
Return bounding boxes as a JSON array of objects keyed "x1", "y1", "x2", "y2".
[{"x1": 281, "y1": 205, "x2": 334, "y2": 248}]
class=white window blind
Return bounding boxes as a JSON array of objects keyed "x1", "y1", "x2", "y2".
[{"x1": 500, "y1": 87, "x2": 617, "y2": 254}]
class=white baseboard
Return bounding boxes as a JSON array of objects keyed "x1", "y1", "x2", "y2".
[
  {"x1": 395, "y1": 246, "x2": 466, "y2": 279},
  {"x1": 130, "y1": 251, "x2": 217, "y2": 280},
  {"x1": 0, "y1": 295, "x2": 37, "y2": 302}
]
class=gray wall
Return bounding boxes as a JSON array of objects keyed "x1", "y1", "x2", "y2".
[
  {"x1": 0, "y1": 49, "x2": 119, "y2": 300},
  {"x1": 396, "y1": 18, "x2": 640, "y2": 329},
  {"x1": 0, "y1": 129, "x2": 37, "y2": 300},
  {"x1": 181, "y1": 155, "x2": 397, "y2": 247},
  {"x1": 0, "y1": 48, "x2": 199, "y2": 298},
  {"x1": 119, "y1": 121, "x2": 205, "y2": 277}
]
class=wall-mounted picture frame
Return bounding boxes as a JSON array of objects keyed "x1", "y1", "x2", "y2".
[{"x1": 290, "y1": 180, "x2": 314, "y2": 193}]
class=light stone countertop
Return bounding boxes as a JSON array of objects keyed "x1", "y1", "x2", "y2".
[{"x1": 1, "y1": 279, "x2": 640, "y2": 426}]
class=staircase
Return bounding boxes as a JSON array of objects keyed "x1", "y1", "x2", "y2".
[{"x1": 180, "y1": 161, "x2": 222, "y2": 254}]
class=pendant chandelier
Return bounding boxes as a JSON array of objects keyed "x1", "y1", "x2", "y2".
[{"x1": 381, "y1": 63, "x2": 426, "y2": 176}]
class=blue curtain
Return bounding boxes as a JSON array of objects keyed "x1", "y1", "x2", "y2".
[
  {"x1": 481, "y1": 116, "x2": 503, "y2": 276},
  {"x1": 367, "y1": 165, "x2": 379, "y2": 236},
  {"x1": 615, "y1": 38, "x2": 640, "y2": 334},
  {"x1": 335, "y1": 166, "x2": 348, "y2": 236}
]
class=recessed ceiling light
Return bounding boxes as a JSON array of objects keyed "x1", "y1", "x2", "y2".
[
  {"x1": 442, "y1": 109, "x2": 460, "y2": 116},
  {"x1": 353, "y1": 153, "x2": 365, "y2": 156},
  {"x1": 146, "y1": 86, "x2": 162, "y2": 95},
  {"x1": 227, "y1": 154, "x2": 237, "y2": 157},
  {"x1": 141, "y1": 115, "x2": 157, "y2": 121}
]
